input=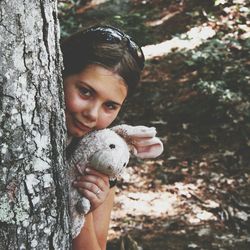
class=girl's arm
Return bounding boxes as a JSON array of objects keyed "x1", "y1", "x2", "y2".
[
  {"x1": 72, "y1": 187, "x2": 115, "y2": 250},
  {"x1": 72, "y1": 167, "x2": 115, "y2": 250}
]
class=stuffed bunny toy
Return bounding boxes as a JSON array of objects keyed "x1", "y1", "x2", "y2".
[{"x1": 67, "y1": 124, "x2": 163, "y2": 238}]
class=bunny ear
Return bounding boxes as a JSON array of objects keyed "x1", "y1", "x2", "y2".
[
  {"x1": 111, "y1": 125, "x2": 164, "y2": 159},
  {"x1": 132, "y1": 137, "x2": 164, "y2": 159},
  {"x1": 111, "y1": 125, "x2": 156, "y2": 139}
]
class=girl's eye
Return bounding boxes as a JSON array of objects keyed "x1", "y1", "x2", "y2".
[
  {"x1": 78, "y1": 87, "x2": 92, "y2": 97},
  {"x1": 105, "y1": 102, "x2": 118, "y2": 111}
]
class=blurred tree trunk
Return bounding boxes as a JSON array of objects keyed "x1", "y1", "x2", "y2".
[{"x1": 0, "y1": 0, "x2": 70, "y2": 249}]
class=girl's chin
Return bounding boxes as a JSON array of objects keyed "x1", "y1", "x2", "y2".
[
  {"x1": 67, "y1": 126, "x2": 90, "y2": 138},
  {"x1": 66, "y1": 120, "x2": 89, "y2": 138}
]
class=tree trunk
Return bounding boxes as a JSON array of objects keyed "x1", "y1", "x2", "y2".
[{"x1": 0, "y1": 0, "x2": 70, "y2": 249}]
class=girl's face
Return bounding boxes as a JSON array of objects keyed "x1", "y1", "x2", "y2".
[{"x1": 63, "y1": 64, "x2": 128, "y2": 137}]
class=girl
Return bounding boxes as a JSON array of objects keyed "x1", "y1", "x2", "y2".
[{"x1": 61, "y1": 25, "x2": 163, "y2": 250}]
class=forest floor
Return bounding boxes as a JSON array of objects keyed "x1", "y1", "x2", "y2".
[{"x1": 59, "y1": 0, "x2": 250, "y2": 249}]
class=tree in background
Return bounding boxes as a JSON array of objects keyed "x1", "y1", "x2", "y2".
[{"x1": 0, "y1": 1, "x2": 70, "y2": 249}]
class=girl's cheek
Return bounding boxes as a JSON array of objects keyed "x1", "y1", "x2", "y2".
[
  {"x1": 64, "y1": 86, "x2": 81, "y2": 111},
  {"x1": 97, "y1": 113, "x2": 118, "y2": 129},
  {"x1": 65, "y1": 99, "x2": 75, "y2": 112},
  {"x1": 66, "y1": 97, "x2": 83, "y2": 113}
]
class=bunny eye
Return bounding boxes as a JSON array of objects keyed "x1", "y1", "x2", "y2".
[{"x1": 109, "y1": 144, "x2": 116, "y2": 149}]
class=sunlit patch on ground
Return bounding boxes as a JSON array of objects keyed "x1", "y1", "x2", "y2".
[
  {"x1": 143, "y1": 25, "x2": 216, "y2": 60},
  {"x1": 108, "y1": 163, "x2": 221, "y2": 240},
  {"x1": 108, "y1": 156, "x2": 250, "y2": 249},
  {"x1": 114, "y1": 191, "x2": 178, "y2": 216}
]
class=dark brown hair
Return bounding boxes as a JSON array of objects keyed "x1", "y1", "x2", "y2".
[{"x1": 61, "y1": 25, "x2": 145, "y2": 95}]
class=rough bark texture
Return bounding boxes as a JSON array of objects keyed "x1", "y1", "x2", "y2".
[{"x1": 0, "y1": 0, "x2": 70, "y2": 249}]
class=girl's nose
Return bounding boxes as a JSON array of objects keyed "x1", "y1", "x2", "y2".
[{"x1": 81, "y1": 102, "x2": 99, "y2": 122}]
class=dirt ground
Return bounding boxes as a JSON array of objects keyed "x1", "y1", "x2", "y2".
[{"x1": 59, "y1": 0, "x2": 250, "y2": 249}]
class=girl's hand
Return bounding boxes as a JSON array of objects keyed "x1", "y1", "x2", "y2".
[{"x1": 72, "y1": 167, "x2": 111, "y2": 211}]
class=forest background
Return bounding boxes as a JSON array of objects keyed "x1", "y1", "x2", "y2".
[{"x1": 58, "y1": 0, "x2": 250, "y2": 249}]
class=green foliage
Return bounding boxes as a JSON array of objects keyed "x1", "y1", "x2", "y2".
[
  {"x1": 156, "y1": 0, "x2": 250, "y2": 156},
  {"x1": 58, "y1": 0, "x2": 153, "y2": 44},
  {"x1": 109, "y1": 13, "x2": 152, "y2": 46},
  {"x1": 181, "y1": 35, "x2": 250, "y2": 148},
  {"x1": 58, "y1": 2, "x2": 82, "y2": 38}
]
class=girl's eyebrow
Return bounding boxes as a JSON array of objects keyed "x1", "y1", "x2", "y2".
[
  {"x1": 106, "y1": 100, "x2": 122, "y2": 107},
  {"x1": 79, "y1": 81, "x2": 123, "y2": 106},
  {"x1": 79, "y1": 81, "x2": 96, "y2": 92}
]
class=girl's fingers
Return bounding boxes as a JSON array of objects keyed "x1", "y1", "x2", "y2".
[
  {"x1": 75, "y1": 165, "x2": 110, "y2": 184},
  {"x1": 72, "y1": 167, "x2": 111, "y2": 211},
  {"x1": 73, "y1": 181, "x2": 99, "y2": 193},
  {"x1": 77, "y1": 187, "x2": 103, "y2": 203},
  {"x1": 75, "y1": 174, "x2": 107, "y2": 191},
  {"x1": 77, "y1": 184, "x2": 109, "y2": 211},
  {"x1": 84, "y1": 168, "x2": 110, "y2": 184},
  {"x1": 79, "y1": 188, "x2": 97, "y2": 200},
  {"x1": 75, "y1": 167, "x2": 109, "y2": 184}
]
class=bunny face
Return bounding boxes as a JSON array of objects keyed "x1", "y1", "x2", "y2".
[
  {"x1": 89, "y1": 133, "x2": 130, "y2": 177},
  {"x1": 69, "y1": 128, "x2": 131, "y2": 177}
]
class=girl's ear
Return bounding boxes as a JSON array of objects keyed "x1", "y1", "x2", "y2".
[{"x1": 110, "y1": 125, "x2": 164, "y2": 159}]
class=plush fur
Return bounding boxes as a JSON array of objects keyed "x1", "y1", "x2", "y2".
[{"x1": 67, "y1": 128, "x2": 131, "y2": 238}]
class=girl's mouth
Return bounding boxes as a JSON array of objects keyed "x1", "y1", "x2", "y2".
[{"x1": 74, "y1": 119, "x2": 92, "y2": 132}]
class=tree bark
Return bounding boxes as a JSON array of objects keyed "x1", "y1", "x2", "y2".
[{"x1": 0, "y1": 0, "x2": 70, "y2": 249}]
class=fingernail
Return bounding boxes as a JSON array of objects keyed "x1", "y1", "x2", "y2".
[
  {"x1": 85, "y1": 168, "x2": 90, "y2": 173},
  {"x1": 73, "y1": 181, "x2": 77, "y2": 185}
]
